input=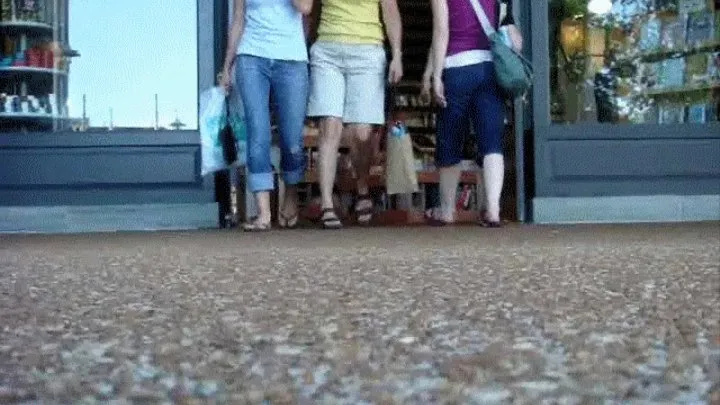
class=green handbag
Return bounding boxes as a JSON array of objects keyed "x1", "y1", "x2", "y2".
[{"x1": 467, "y1": 0, "x2": 534, "y2": 98}]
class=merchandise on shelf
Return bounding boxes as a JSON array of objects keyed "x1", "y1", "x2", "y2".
[
  {"x1": 1, "y1": 0, "x2": 44, "y2": 22},
  {"x1": 0, "y1": 93, "x2": 56, "y2": 115}
]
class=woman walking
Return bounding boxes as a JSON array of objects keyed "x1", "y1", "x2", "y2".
[
  {"x1": 307, "y1": 0, "x2": 403, "y2": 229},
  {"x1": 219, "y1": 0, "x2": 313, "y2": 231},
  {"x1": 429, "y1": 0, "x2": 522, "y2": 227}
]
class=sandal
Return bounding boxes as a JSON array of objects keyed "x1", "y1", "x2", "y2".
[
  {"x1": 425, "y1": 207, "x2": 449, "y2": 226},
  {"x1": 278, "y1": 213, "x2": 299, "y2": 229},
  {"x1": 355, "y1": 195, "x2": 374, "y2": 225},
  {"x1": 242, "y1": 218, "x2": 271, "y2": 232},
  {"x1": 478, "y1": 211, "x2": 502, "y2": 228},
  {"x1": 320, "y1": 208, "x2": 342, "y2": 230}
]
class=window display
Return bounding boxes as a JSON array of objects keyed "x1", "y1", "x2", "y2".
[
  {"x1": 549, "y1": 0, "x2": 719, "y2": 124},
  {"x1": 0, "y1": 0, "x2": 198, "y2": 132}
]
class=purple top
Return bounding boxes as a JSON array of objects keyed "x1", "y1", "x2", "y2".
[{"x1": 447, "y1": 0, "x2": 497, "y2": 56}]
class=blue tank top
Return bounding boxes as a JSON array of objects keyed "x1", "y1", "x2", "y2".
[{"x1": 237, "y1": 0, "x2": 307, "y2": 62}]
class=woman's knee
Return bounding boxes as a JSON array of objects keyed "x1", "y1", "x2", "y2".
[
  {"x1": 319, "y1": 117, "x2": 344, "y2": 142},
  {"x1": 347, "y1": 124, "x2": 373, "y2": 143}
]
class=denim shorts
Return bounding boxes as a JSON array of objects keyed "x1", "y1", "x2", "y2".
[
  {"x1": 307, "y1": 41, "x2": 386, "y2": 125},
  {"x1": 435, "y1": 61, "x2": 505, "y2": 167}
]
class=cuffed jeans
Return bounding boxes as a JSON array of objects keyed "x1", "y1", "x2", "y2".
[{"x1": 236, "y1": 54, "x2": 309, "y2": 192}]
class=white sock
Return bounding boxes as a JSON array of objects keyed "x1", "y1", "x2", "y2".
[
  {"x1": 439, "y1": 165, "x2": 462, "y2": 222},
  {"x1": 475, "y1": 168, "x2": 486, "y2": 212},
  {"x1": 483, "y1": 153, "x2": 504, "y2": 222}
]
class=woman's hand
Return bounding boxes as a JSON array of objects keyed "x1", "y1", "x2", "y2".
[
  {"x1": 219, "y1": 62, "x2": 235, "y2": 94},
  {"x1": 506, "y1": 24, "x2": 523, "y2": 52},
  {"x1": 388, "y1": 56, "x2": 403, "y2": 84},
  {"x1": 432, "y1": 74, "x2": 446, "y2": 108},
  {"x1": 292, "y1": 0, "x2": 313, "y2": 15}
]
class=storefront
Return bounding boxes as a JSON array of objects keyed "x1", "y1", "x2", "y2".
[
  {"x1": 529, "y1": 0, "x2": 720, "y2": 223},
  {"x1": 0, "y1": 0, "x2": 227, "y2": 232},
  {"x1": 0, "y1": 0, "x2": 717, "y2": 233}
]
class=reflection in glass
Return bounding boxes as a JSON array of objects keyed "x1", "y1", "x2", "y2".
[
  {"x1": 0, "y1": 0, "x2": 198, "y2": 132},
  {"x1": 549, "y1": 0, "x2": 720, "y2": 125}
]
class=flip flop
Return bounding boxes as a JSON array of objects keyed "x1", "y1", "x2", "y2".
[{"x1": 278, "y1": 213, "x2": 299, "y2": 229}]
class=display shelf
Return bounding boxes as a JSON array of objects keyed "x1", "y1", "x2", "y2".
[
  {"x1": 0, "y1": 1, "x2": 76, "y2": 132},
  {"x1": 0, "y1": 66, "x2": 66, "y2": 76},
  {"x1": 407, "y1": 126, "x2": 435, "y2": 134},
  {"x1": 619, "y1": 40, "x2": 720, "y2": 63},
  {"x1": 0, "y1": 112, "x2": 62, "y2": 119},
  {"x1": 0, "y1": 20, "x2": 53, "y2": 34},
  {"x1": 644, "y1": 82, "x2": 720, "y2": 96},
  {"x1": 607, "y1": 3, "x2": 720, "y2": 123},
  {"x1": 396, "y1": 105, "x2": 434, "y2": 112}
]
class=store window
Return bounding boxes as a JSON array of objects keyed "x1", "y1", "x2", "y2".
[
  {"x1": 549, "y1": 0, "x2": 719, "y2": 124},
  {"x1": 0, "y1": 0, "x2": 198, "y2": 132}
]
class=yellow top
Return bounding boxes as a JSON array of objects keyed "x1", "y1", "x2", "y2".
[{"x1": 317, "y1": 0, "x2": 384, "y2": 44}]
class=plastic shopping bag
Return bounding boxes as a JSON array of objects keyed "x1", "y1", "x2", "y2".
[
  {"x1": 385, "y1": 122, "x2": 419, "y2": 195},
  {"x1": 226, "y1": 90, "x2": 247, "y2": 166},
  {"x1": 199, "y1": 87, "x2": 247, "y2": 176}
]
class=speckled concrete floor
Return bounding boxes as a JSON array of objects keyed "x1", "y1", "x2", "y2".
[{"x1": 0, "y1": 223, "x2": 719, "y2": 404}]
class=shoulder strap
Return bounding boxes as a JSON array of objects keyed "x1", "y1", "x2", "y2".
[{"x1": 467, "y1": 0, "x2": 497, "y2": 37}]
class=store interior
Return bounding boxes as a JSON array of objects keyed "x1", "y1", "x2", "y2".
[{"x1": 242, "y1": 1, "x2": 522, "y2": 227}]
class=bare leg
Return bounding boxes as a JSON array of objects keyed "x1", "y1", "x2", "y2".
[
  {"x1": 439, "y1": 164, "x2": 462, "y2": 223},
  {"x1": 475, "y1": 167, "x2": 487, "y2": 214},
  {"x1": 279, "y1": 185, "x2": 299, "y2": 227},
  {"x1": 347, "y1": 124, "x2": 373, "y2": 196},
  {"x1": 483, "y1": 153, "x2": 504, "y2": 223},
  {"x1": 318, "y1": 117, "x2": 343, "y2": 210},
  {"x1": 347, "y1": 123, "x2": 374, "y2": 224},
  {"x1": 243, "y1": 190, "x2": 272, "y2": 231}
]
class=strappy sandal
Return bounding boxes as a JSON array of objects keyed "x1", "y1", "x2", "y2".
[
  {"x1": 242, "y1": 218, "x2": 271, "y2": 232},
  {"x1": 320, "y1": 208, "x2": 342, "y2": 230},
  {"x1": 355, "y1": 195, "x2": 374, "y2": 226}
]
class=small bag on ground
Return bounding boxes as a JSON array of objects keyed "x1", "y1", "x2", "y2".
[{"x1": 385, "y1": 123, "x2": 419, "y2": 195}]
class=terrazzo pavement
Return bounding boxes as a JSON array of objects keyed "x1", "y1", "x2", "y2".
[{"x1": 0, "y1": 222, "x2": 719, "y2": 404}]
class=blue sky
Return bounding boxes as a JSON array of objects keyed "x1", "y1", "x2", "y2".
[{"x1": 67, "y1": 0, "x2": 198, "y2": 129}]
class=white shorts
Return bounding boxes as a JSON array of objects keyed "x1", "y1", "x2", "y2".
[{"x1": 307, "y1": 41, "x2": 387, "y2": 125}]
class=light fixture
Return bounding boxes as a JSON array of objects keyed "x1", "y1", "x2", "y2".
[
  {"x1": 587, "y1": 0, "x2": 613, "y2": 15},
  {"x1": 560, "y1": 18, "x2": 585, "y2": 56}
]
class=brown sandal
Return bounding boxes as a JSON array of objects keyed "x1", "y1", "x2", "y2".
[
  {"x1": 321, "y1": 208, "x2": 342, "y2": 230},
  {"x1": 355, "y1": 195, "x2": 374, "y2": 225}
]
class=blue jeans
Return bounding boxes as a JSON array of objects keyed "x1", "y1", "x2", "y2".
[
  {"x1": 435, "y1": 62, "x2": 505, "y2": 167},
  {"x1": 236, "y1": 55, "x2": 309, "y2": 192}
]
